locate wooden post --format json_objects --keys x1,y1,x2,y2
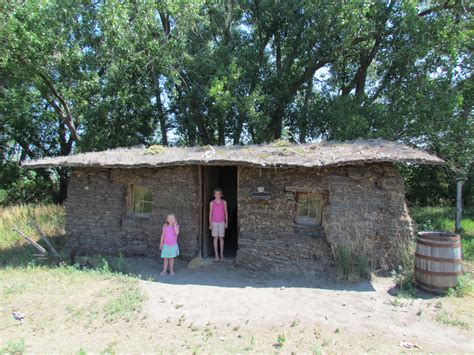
[
  {"x1": 12, "y1": 225, "x2": 48, "y2": 255},
  {"x1": 30, "y1": 219, "x2": 60, "y2": 259},
  {"x1": 197, "y1": 165, "x2": 203, "y2": 258},
  {"x1": 455, "y1": 179, "x2": 463, "y2": 234}
]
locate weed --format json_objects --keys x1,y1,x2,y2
[
  {"x1": 435, "y1": 311, "x2": 470, "y2": 329},
  {"x1": 446, "y1": 274, "x2": 474, "y2": 297},
  {"x1": 274, "y1": 334, "x2": 286, "y2": 348},
  {"x1": 203, "y1": 327, "x2": 214, "y2": 341},
  {"x1": 291, "y1": 319, "x2": 300, "y2": 327},
  {"x1": 334, "y1": 327, "x2": 340, "y2": 334},
  {"x1": 416, "y1": 309, "x2": 423, "y2": 316},
  {"x1": 144, "y1": 145, "x2": 166, "y2": 155},
  {"x1": 312, "y1": 346, "x2": 323, "y2": 355},
  {"x1": 177, "y1": 314, "x2": 186, "y2": 326},
  {"x1": 100, "y1": 341, "x2": 118, "y2": 355},
  {"x1": 250, "y1": 336, "x2": 256, "y2": 348},
  {"x1": 104, "y1": 287, "x2": 145, "y2": 322},
  {"x1": 76, "y1": 349, "x2": 87, "y2": 355},
  {"x1": 232, "y1": 325, "x2": 240, "y2": 331},
  {"x1": 175, "y1": 304, "x2": 184, "y2": 309},
  {"x1": 334, "y1": 245, "x2": 370, "y2": 280},
  {"x1": 0, "y1": 338, "x2": 25, "y2": 355},
  {"x1": 387, "y1": 298, "x2": 404, "y2": 307},
  {"x1": 391, "y1": 237, "x2": 418, "y2": 298}
]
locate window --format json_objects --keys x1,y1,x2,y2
[
  {"x1": 129, "y1": 185, "x2": 153, "y2": 214},
  {"x1": 295, "y1": 192, "x2": 322, "y2": 226}
]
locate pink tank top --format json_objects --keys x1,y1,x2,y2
[
  {"x1": 211, "y1": 199, "x2": 226, "y2": 222},
  {"x1": 163, "y1": 225, "x2": 178, "y2": 245}
]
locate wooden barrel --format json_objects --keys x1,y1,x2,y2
[{"x1": 415, "y1": 231, "x2": 463, "y2": 293}]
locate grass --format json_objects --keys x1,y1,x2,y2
[
  {"x1": 274, "y1": 334, "x2": 286, "y2": 348},
  {"x1": 410, "y1": 206, "x2": 474, "y2": 262},
  {"x1": 0, "y1": 338, "x2": 25, "y2": 355},
  {"x1": 0, "y1": 265, "x2": 145, "y2": 334},
  {"x1": 104, "y1": 287, "x2": 146, "y2": 322},
  {"x1": 446, "y1": 274, "x2": 474, "y2": 297},
  {"x1": 334, "y1": 245, "x2": 370, "y2": 281},
  {"x1": 435, "y1": 311, "x2": 470, "y2": 330}
]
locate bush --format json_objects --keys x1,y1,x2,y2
[{"x1": 446, "y1": 274, "x2": 474, "y2": 297}]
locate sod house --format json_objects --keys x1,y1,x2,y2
[{"x1": 24, "y1": 139, "x2": 442, "y2": 271}]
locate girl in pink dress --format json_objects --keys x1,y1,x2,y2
[
  {"x1": 159, "y1": 214, "x2": 179, "y2": 276},
  {"x1": 209, "y1": 188, "x2": 228, "y2": 262}
]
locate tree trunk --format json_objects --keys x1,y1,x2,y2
[
  {"x1": 455, "y1": 179, "x2": 463, "y2": 234},
  {"x1": 191, "y1": 98, "x2": 211, "y2": 145},
  {"x1": 217, "y1": 114, "x2": 225, "y2": 145},
  {"x1": 54, "y1": 168, "x2": 69, "y2": 204},
  {"x1": 152, "y1": 70, "x2": 168, "y2": 146},
  {"x1": 233, "y1": 111, "x2": 245, "y2": 145}
]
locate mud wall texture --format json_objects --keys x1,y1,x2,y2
[
  {"x1": 236, "y1": 164, "x2": 413, "y2": 270},
  {"x1": 65, "y1": 167, "x2": 199, "y2": 258}
]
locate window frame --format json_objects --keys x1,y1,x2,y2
[
  {"x1": 294, "y1": 191, "x2": 323, "y2": 226},
  {"x1": 128, "y1": 184, "x2": 153, "y2": 215}
]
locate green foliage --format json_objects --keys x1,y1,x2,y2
[
  {"x1": 275, "y1": 334, "x2": 286, "y2": 348},
  {"x1": 104, "y1": 288, "x2": 146, "y2": 322},
  {"x1": 0, "y1": 338, "x2": 25, "y2": 355},
  {"x1": 410, "y1": 206, "x2": 474, "y2": 261},
  {"x1": 0, "y1": 1, "x2": 471, "y2": 204},
  {"x1": 435, "y1": 311, "x2": 470, "y2": 330},
  {"x1": 446, "y1": 274, "x2": 474, "y2": 298},
  {"x1": 334, "y1": 246, "x2": 371, "y2": 281}
]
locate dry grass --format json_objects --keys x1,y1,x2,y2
[
  {"x1": 23, "y1": 139, "x2": 443, "y2": 169},
  {"x1": 0, "y1": 204, "x2": 65, "y2": 247},
  {"x1": 0, "y1": 204, "x2": 65, "y2": 267}
]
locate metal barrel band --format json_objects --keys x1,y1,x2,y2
[
  {"x1": 417, "y1": 234, "x2": 460, "y2": 242},
  {"x1": 415, "y1": 253, "x2": 463, "y2": 264},
  {"x1": 416, "y1": 240, "x2": 461, "y2": 248},
  {"x1": 414, "y1": 266, "x2": 463, "y2": 277},
  {"x1": 415, "y1": 279, "x2": 451, "y2": 291}
]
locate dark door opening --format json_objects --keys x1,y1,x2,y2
[{"x1": 201, "y1": 166, "x2": 238, "y2": 258}]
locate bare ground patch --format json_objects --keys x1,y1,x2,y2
[{"x1": 0, "y1": 259, "x2": 473, "y2": 354}]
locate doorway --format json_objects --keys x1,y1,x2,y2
[{"x1": 201, "y1": 166, "x2": 238, "y2": 258}]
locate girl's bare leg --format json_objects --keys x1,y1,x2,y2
[
  {"x1": 219, "y1": 237, "x2": 225, "y2": 261},
  {"x1": 213, "y1": 237, "x2": 219, "y2": 261},
  {"x1": 161, "y1": 258, "x2": 168, "y2": 275},
  {"x1": 169, "y1": 258, "x2": 175, "y2": 275}
]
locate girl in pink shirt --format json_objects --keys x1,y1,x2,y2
[
  {"x1": 160, "y1": 214, "x2": 179, "y2": 276},
  {"x1": 209, "y1": 188, "x2": 228, "y2": 262}
]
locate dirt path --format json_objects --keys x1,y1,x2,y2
[
  {"x1": 131, "y1": 258, "x2": 473, "y2": 353},
  {"x1": 1, "y1": 258, "x2": 472, "y2": 353}
]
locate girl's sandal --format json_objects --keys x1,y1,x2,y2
[
  {"x1": 160, "y1": 271, "x2": 167, "y2": 276},
  {"x1": 170, "y1": 271, "x2": 175, "y2": 276}
]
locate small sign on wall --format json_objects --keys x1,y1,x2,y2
[{"x1": 251, "y1": 186, "x2": 272, "y2": 200}]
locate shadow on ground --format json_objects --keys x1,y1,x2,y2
[
  {"x1": 123, "y1": 257, "x2": 377, "y2": 292},
  {"x1": 0, "y1": 241, "x2": 376, "y2": 292}
]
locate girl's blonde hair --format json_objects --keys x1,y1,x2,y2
[
  {"x1": 213, "y1": 188, "x2": 223, "y2": 196},
  {"x1": 165, "y1": 214, "x2": 176, "y2": 225}
]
